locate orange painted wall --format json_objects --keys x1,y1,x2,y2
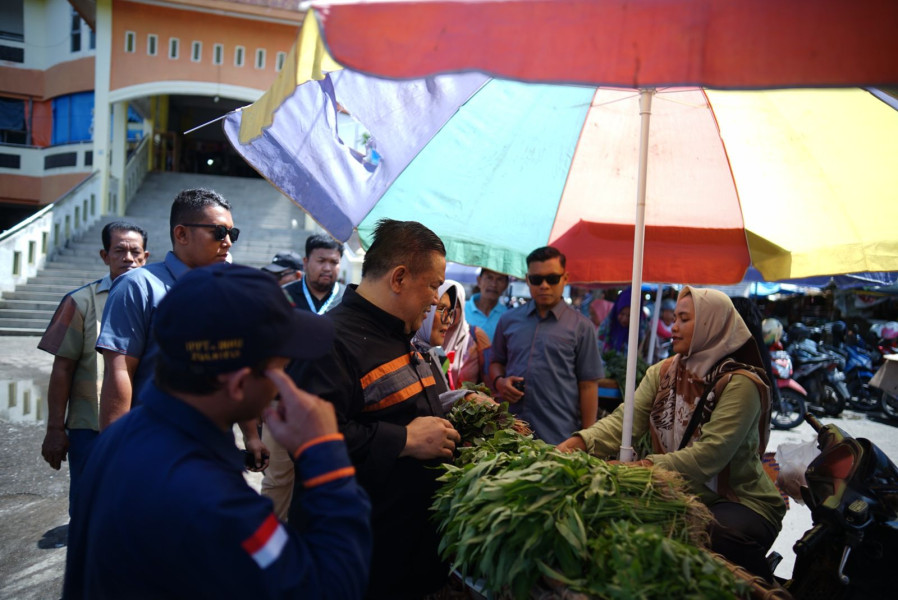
[
  {"x1": 111, "y1": 1, "x2": 299, "y2": 94},
  {"x1": 0, "y1": 173, "x2": 90, "y2": 206},
  {"x1": 0, "y1": 57, "x2": 94, "y2": 100}
]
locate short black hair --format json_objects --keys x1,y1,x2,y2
[
  {"x1": 169, "y1": 189, "x2": 231, "y2": 245},
  {"x1": 305, "y1": 234, "x2": 344, "y2": 258},
  {"x1": 526, "y1": 246, "x2": 566, "y2": 269},
  {"x1": 362, "y1": 219, "x2": 445, "y2": 279},
  {"x1": 102, "y1": 221, "x2": 148, "y2": 252}
]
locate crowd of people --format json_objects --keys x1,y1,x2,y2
[{"x1": 40, "y1": 187, "x2": 785, "y2": 598}]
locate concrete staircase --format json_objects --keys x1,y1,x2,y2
[{"x1": 0, "y1": 172, "x2": 320, "y2": 335}]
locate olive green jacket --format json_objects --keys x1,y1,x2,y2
[{"x1": 575, "y1": 362, "x2": 786, "y2": 529}]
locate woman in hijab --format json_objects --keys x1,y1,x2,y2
[
  {"x1": 558, "y1": 287, "x2": 785, "y2": 581},
  {"x1": 441, "y1": 281, "x2": 491, "y2": 389},
  {"x1": 597, "y1": 287, "x2": 646, "y2": 354},
  {"x1": 412, "y1": 281, "x2": 492, "y2": 409}
]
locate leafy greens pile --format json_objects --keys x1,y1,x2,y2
[{"x1": 432, "y1": 432, "x2": 748, "y2": 599}]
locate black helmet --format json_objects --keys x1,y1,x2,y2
[
  {"x1": 830, "y1": 321, "x2": 847, "y2": 345},
  {"x1": 788, "y1": 322, "x2": 810, "y2": 343}
]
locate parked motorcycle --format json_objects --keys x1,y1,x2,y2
[
  {"x1": 769, "y1": 349, "x2": 807, "y2": 430},
  {"x1": 865, "y1": 322, "x2": 898, "y2": 419},
  {"x1": 774, "y1": 413, "x2": 898, "y2": 598},
  {"x1": 786, "y1": 323, "x2": 847, "y2": 417}
]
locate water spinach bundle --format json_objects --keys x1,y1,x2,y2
[{"x1": 432, "y1": 433, "x2": 748, "y2": 599}]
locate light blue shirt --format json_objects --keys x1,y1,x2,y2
[
  {"x1": 96, "y1": 252, "x2": 191, "y2": 400},
  {"x1": 464, "y1": 293, "x2": 508, "y2": 341},
  {"x1": 491, "y1": 300, "x2": 603, "y2": 444}
]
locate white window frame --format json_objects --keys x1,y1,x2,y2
[
  {"x1": 255, "y1": 48, "x2": 266, "y2": 69},
  {"x1": 168, "y1": 37, "x2": 179, "y2": 60},
  {"x1": 275, "y1": 51, "x2": 286, "y2": 72},
  {"x1": 147, "y1": 34, "x2": 158, "y2": 56},
  {"x1": 124, "y1": 31, "x2": 136, "y2": 53},
  {"x1": 191, "y1": 41, "x2": 202, "y2": 63},
  {"x1": 213, "y1": 43, "x2": 223, "y2": 66},
  {"x1": 234, "y1": 45, "x2": 245, "y2": 67}
]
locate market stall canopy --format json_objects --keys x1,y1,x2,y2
[{"x1": 311, "y1": 0, "x2": 898, "y2": 89}]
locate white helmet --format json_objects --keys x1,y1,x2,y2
[{"x1": 762, "y1": 318, "x2": 783, "y2": 347}]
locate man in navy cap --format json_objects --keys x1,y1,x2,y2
[
  {"x1": 262, "y1": 250, "x2": 303, "y2": 287},
  {"x1": 63, "y1": 264, "x2": 372, "y2": 599}
]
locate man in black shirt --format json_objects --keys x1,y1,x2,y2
[{"x1": 290, "y1": 219, "x2": 460, "y2": 599}]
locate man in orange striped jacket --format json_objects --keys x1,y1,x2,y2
[{"x1": 291, "y1": 219, "x2": 461, "y2": 599}]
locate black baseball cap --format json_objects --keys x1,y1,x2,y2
[
  {"x1": 262, "y1": 251, "x2": 303, "y2": 275},
  {"x1": 154, "y1": 263, "x2": 333, "y2": 374}
]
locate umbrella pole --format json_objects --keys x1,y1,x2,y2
[{"x1": 620, "y1": 88, "x2": 654, "y2": 463}]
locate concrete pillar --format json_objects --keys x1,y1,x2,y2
[
  {"x1": 93, "y1": 0, "x2": 113, "y2": 214},
  {"x1": 111, "y1": 101, "x2": 128, "y2": 214}
]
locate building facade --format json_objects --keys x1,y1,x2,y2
[{"x1": 0, "y1": 0, "x2": 303, "y2": 229}]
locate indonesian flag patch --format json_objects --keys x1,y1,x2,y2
[{"x1": 242, "y1": 514, "x2": 287, "y2": 568}]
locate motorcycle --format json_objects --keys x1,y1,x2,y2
[
  {"x1": 875, "y1": 339, "x2": 898, "y2": 419},
  {"x1": 839, "y1": 342, "x2": 880, "y2": 411},
  {"x1": 787, "y1": 335, "x2": 847, "y2": 417},
  {"x1": 769, "y1": 349, "x2": 808, "y2": 430},
  {"x1": 774, "y1": 413, "x2": 898, "y2": 599}
]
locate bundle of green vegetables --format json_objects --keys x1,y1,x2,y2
[
  {"x1": 448, "y1": 389, "x2": 532, "y2": 447},
  {"x1": 432, "y1": 433, "x2": 748, "y2": 599}
]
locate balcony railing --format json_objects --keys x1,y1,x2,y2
[{"x1": 0, "y1": 136, "x2": 149, "y2": 294}]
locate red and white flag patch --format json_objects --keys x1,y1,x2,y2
[{"x1": 242, "y1": 514, "x2": 287, "y2": 569}]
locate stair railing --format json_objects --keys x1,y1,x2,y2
[
  {"x1": 0, "y1": 136, "x2": 152, "y2": 296},
  {"x1": 0, "y1": 172, "x2": 102, "y2": 295}
]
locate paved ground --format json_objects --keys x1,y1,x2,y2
[
  {"x1": 0, "y1": 337, "x2": 260, "y2": 600},
  {"x1": 1, "y1": 333, "x2": 896, "y2": 597},
  {"x1": 0, "y1": 337, "x2": 65, "y2": 600}
]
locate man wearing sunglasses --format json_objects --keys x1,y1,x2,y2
[
  {"x1": 489, "y1": 246, "x2": 603, "y2": 445},
  {"x1": 97, "y1": 188, "x2": 241, "y2": 432}
]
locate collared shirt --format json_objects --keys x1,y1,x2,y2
[
  {"x1": 491, "y1": 300, "x2": 603, "y2": 444},
  {"x1": 96, "y1": 252, "x2": 191, "y2": 400},
  {"x1": 63, "y1": 383, "x2": 371, "y2": 599},
  {"x1": 465, "y1": 293, "x2": 508, "y2": 341},
  {"x1": 38, "y1": 276, "x2": 112, "y2": 431}
]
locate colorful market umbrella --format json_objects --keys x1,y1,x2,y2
[
  {"x1": 225, "y1": 51, "x2": 898, "y2": 284},
  {"x1": 224, "y1": 2, "x2": 898, "y2": 459}
]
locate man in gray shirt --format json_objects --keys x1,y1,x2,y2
[{"x1": 489, "y1": 246, "x2": 603, "y2": 444}]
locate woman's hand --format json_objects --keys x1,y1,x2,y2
[{"x1": 556, "y1": 436, "x2": 587, "y2": 453}]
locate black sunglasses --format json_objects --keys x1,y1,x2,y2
[
  {"x1": 182, "y1": 223, "x2": 240, "y2": 242},
  {"x1": 527, "y1": 273, "x2": 564, "y2": 286}
]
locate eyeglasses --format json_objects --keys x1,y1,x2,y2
[
  {"x1": 435, "y1": 306, "x2": 456, "y2": 325},
  {"x1": 181, "y1": 223, "x2": 240, "y2": 242},
  {"x1": 527, "y1": 273, "x2": 563, "y2": 286}
]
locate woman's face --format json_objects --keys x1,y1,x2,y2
[
  {"x1": 616, "y1": 306, "x2": 631, "y2": 328},
  {"x1": 430, "y1": 291, "x2": 453, "y2": 347},
  {"x1": 671, "y1": 295, "x2": 695, "y2": 356}
]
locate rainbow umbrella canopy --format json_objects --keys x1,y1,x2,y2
[
  {"x1": 225, "y1": 5, "x2": 898, "y2": 284},
  {"x1": 224, "y1": 0, "x2": 898, "y2": 459}
]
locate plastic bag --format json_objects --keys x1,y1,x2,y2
[{"x1": 775, "y1": 440, "x2": 821, "y2": 504}]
